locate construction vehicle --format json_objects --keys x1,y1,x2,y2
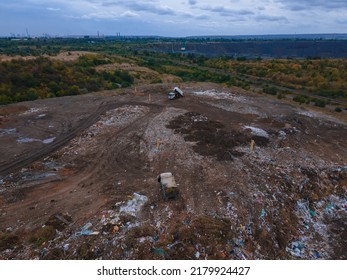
[
  {"x1": 157, "y1": 172, "x2": 179, "y2": 200},
  {"x1": 168, "y1": 87, "x2": 184, "y2": 100}
]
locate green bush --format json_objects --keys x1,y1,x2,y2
[
  {"x1": 314, "y1": 99, "x2": 326, "y2": 107},
  {"x1": 293, "y1": 95, "x2": 307, "y2": 104},
  {"x1": 263, "y1": 86, "x2": 277, "y2": 95}
]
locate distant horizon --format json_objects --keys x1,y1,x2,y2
[
  {"x1": 2, "y1": 32, "x2": 347, "y2": 40},
  {"x1": 1, "y1": 1, "x2": 347, "y2": 38}
]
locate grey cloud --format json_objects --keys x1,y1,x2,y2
[
  {"x1": 47, "y1": 7, "x2": 61, "y2": 12},
  {"x1": 276, "y1": 0, "x2": 347, "y2": 11},
  {"x1": 256, "y1": 15, "x2": 287, "y2": 22},
  {"x1": 336, "y1": 18, "x2": 347, "y2": 24},
  {"x1": 188, "y1": 0, "x2": 197, "y2": 5},
  {"x1": 102, "y1": 1, "x2": 176, "y2": 16},
  {"x1": 200, "y1": 5, "x2": 254, "y2": 17},
  {"x1": 195, "y1": 14, "x2": 210, "y2": 20}
]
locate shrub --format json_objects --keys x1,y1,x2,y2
[
  {"x1": 293, "y1": 95, "x2": 307, "y2": 104},
  {"x1": 263, "y1": 86, "x2": 277, "y2": 95},
  {"x1": 314, "y1": 99, "x2": 326, "y2": 107}
]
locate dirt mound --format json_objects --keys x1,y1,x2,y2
[{"x1": 167, "y1": 112, "x2": 268, "y2": 160}]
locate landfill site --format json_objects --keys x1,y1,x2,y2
[{"x1": 0, "y1": 82, "x2": 346, "y2": 260}]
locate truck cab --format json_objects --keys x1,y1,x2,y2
[{"x1": 168, "y1": 86, "x2": 184, "y2": 100}]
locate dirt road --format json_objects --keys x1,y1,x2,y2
[{"x1": 0, "y1": 83, "x2": 346, "y2": 259}]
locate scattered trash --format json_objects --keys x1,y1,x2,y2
[
  {"x1": 112, "y1": 225, "x2": 119, "y2": 233},
  {"x1": 246, "y1": 225, "x2": 252, "y2": 236},
  {"x1": 309, "y1": 209, "x2": 316, "y2": 217},
  {"x1": 243, "y1": 126, "x2": 269, "y2": 138},
  {"x1": 297, "y1": 200, "x2": 312, "y2": 220},
  {"x1": 335, "y1": 166, "x2": 347, "y2": 172},
  {"x1": 77, "y1": 222, "x2": 100, "y2": 236},
  {"x1": 42, "y1": 137, "x2": 56, "y2": 144},
  {"x1": 313, "y1": 250, "x2": 321, "y2": 259},
  {"x1": 17, "y1": 137, "x2": 40, "y2": 143},
  {"x1": 303, "y1": 221, "x2": 310, "y2": 229},
  {"x1": 16, "y1": 136, "x2": 56, "y2": 144},
  {"x1": 260, "y1": 209, "x2": 266, "y2": 218},
  {"x1": 119, "y1": 193, "x2": 148, "y2": 216},
  {"x1": 0, "y1": 128, "x2": 17, "y2": 136},
  {"x1": 287, "y1": 240, "x2": 305, "y2": 258},
  {"x1": 278, "y1": 130, "x2": 286, "y2": 138},
  {"x1": 81, "y1": 230, "x2": 100, "y2": 236},
  {"x1": 153, "y1": 248, "x2": 165, "y2": 257},
  {"x1": 63, "y1": 244, "x2": 69, "y2": 251},
  {"x1": 152, "y1": 235, "x2": 159, "y2": 242},
  {"x1": 40, "y1": 248, "x2": 48, "y2": 259},
  {"x1": 326, "y1": 204, "x2": 334, "y2": 210},
  {"x1": 299, "y1": 178, "x2": 309, "y2": 193}
]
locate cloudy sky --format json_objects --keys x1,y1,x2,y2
[{"x1": 0, "y1": 0, "x2": 346, "y2": 37}]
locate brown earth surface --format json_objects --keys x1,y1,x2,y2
[{"x1": 0, "y1": 82, "x2": 346, "y2": 260}]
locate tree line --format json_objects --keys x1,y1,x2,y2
[{"x1": 0, "y1": 55, "x2": 133, "y2": 105}]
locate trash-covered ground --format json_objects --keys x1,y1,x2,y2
[{"x1": 0, "y1": 83, "x2": 346, "y2": 259}]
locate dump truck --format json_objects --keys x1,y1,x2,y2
[
  {"x1": 168, "y1": 86, "x2": 184, "y2": 100},
  {"x1": 157, "y1": 172, "x2": 179, "y2": 200}
]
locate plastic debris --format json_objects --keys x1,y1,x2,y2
[
  {"x1": 287, "y1": 240, "x2": 305, "y2": 258},
  {"x1": 42, "y1": 137, "x2": 56, "y2": 144},
  {"x1": 112, "y1": 225, "x2": 119, "y2": 233},
  {"x1": 313, "y1": 251, "x2": 321, "y2": 259},
  {"x1": 81, "y1": 230, "x2": 100, "y2": 236},
  {"x1": 297, "y1": 200, "x2": 312, "y2": 220},
  {"x1": 119, "y1": 193, "x2": 148, "y2": 217},
  {"x1": 81, "y1": 222, "x2": 92, "y2": 232},
  {"x1": 152, "y1": 235, "x2": 159, "y2": 242},
  {"x1": 63, "y1": 244, "x2": 69, "y2": 251},
  {"x1": 77, "y1": 222, "x2": 100, "y2": 236},
  {"x1": 299, "y1": 178, "x2": 309, "y2": 193},
  {"x1": 243, "y1": 126, "x2": 269, "y2": 138},
  {"x1": 335, "y1": 166, "x2": 347, "y2": 172},
  {"x1": 260, "y1": 209, "x2": 266, "y2": 218},
  {"x1": 303, "y1": 221, "x2": 310, "y2": 229},
  {"x1": 154, "y1": 248, "x2": 165, "y2": 257},
  {"x1": 246, "y1": 225, "x2": 252, "y2": 236}
]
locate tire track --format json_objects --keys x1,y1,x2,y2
[{"x1": 0, "y1": 101, "x2": 163, "y2": 176}]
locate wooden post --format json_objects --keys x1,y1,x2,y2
[
  {"x1": 250, "y1": 139, "x2": 255, "y2": 152},
  {"x1": 156, "y1": 138, "x2": 161, "y2": 150},
  {"x1": 148, "y1": 94, "x2": 151, "y2": 102}
]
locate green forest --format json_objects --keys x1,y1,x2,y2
[
  {"x1": 202, "y1": 57, "x2": 347, "y2": 98},
  {"x1": 0, "y1": 54, "x2": 133, "y2": 105}
]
